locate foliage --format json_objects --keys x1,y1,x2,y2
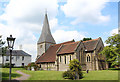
[
  {"x1": 26, "y1": 62, "x2": 39, "y2": 71},
  {"x1": 63, "y1": 59, "x2": 83, "y2": 80},
  {"x1": 69, "y1": 59, "x2": 83, "y2": 79},
  {"x1": 62, "y1": 70, "x2": 75, "y2": 80},
  {"x1": 100, "y1": 34, "x2": 120, "y2": 66},
  {"x1": 2, "y1": 63, "x2": 14, "y2": 68},
  {"x1": 0, "y1": 35, "x2": 5, "y2": 47},
  {"x1": 82, "y1": 38, "x2": 92, "y2": 41}
]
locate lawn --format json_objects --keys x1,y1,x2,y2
[
  {"x1": 2, "y1": 68, "x2": 22, "y2": 80},
  {"x1": 81, "y1": 70, "x2": 119, "y2": 80},
  {"x1": 1, "y1": 68, "x2": 119, "y2": 80}
]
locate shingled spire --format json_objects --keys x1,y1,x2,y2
[
  {"x1": 38, "y1": 13, "x2": 56, "y2": 44},
  {"x1": 37, "y1": 13, "x2": 56, "y2": 58}
]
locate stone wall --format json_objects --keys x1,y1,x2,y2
[
  {"x1": 58, "y1": 53, "x2": 76, "y2": 71},
  {"x1": 41, "y1": 62, "x2": 56, "y2": 70},
  {"x1": 37, "y1": 43, "x2": 46, "y2": 57}
]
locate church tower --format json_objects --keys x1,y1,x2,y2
[{"x1": 37, "y1": 13, "x2": 56, "y2": 58}]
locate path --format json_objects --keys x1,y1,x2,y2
[{"x1": 13, "y1": 70, "x2": 30, "y2": 80}]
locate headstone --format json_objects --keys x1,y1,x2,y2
[{"x1": 31, "y1": 67, "x2": 34, "y2": 71}]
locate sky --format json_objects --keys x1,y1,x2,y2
[{"x1": 0, "y1": 0, "x2": 119, "y2": 62}]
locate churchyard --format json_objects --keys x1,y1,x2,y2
[{"x1": 2, "y1": 68, "x2": 119, "y2": 80}]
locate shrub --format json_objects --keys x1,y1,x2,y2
[
  {"x1": 63, "y1": 70, "x2": 75, "y2": 80},
  {"x1": 69, "y1": 59, "x2": 83, "y2": 79},
  {"x1": 62, "y1": 59, "x2": 83, "y2": 80},
  {"x1": 27, "y1": 62, "x2": 39, "y2": 71}
]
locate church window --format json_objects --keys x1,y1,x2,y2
[
  {"x1": 64, "y1": 56, "x2": 66, "y2": 64},
  {"x1": 87, "y1": 55, "x2": 90, "y2": 62},
  {"x1": 40, "y1": 45, "x2": 42, "y2": 48},
  {"x1": 60, "y1": 56, "x2": 61, "y2": 62}
]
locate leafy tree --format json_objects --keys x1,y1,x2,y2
[
  {"x1": 63, "y1": 59, "x2": 83, "y2": 80},
  {"x1": 83, "y1": 38, "x2": 92, "y2": 41},
  {"x1": 0, "y1": 35, "x2": 5, "y2": 65},
  {"x1": 100, "y1": 34, "x2": 120, "y2": 67},
  {"x1": 0, "y1": 35, "x2": 5, "y2": 47},
  {"x1": 69, "y1": 59, "x2": 83, "y2": 79}
]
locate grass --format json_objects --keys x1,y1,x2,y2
[
  {"x1": 1, "y1": 68, "x2": 119, "y2": 80},
  {"x1": 81, "y1": 70, "x2": 119, "y2": 80},
  {"x1": 2, "y1": 68, "x2": 22, "y2": 80},
  {"x1": 21, "y1": 70, "x2": 64, "y2": 80}
]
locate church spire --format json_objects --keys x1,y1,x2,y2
[{"x1": 38, "y1": 13, "x2": 56, "y2": 44}]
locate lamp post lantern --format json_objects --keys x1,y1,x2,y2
[{"x1": 6, "y1": 35, "x2": 15, "y2": 80}]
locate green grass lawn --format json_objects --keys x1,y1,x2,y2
[
  {"x1": 2, "y1": 68, "x2": 119, "y2": 80},
  {"x1": 81, "y1": 70, "x2": 119, "y2": 80},
  {"x1": 2, "y1": 68, "x2": 22, "y2": 80},
  {"x1": 21, "y1": 70, "x2": 64, "y2": 80}
]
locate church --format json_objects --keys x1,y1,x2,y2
[{"x1": 36, "y1": 13, "x2": 108, "y2": 71}]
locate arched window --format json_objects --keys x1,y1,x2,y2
[{"x1": 87, "y1": 55, "x2": 90, "y2": 62}]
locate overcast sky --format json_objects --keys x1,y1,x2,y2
[{"x1": 0, "y1": 0, "x2": 118, "y2": 62}]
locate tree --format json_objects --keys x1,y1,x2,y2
[
  {"x1": 0, "y1": 35, "x2": 5, "y2": 47},
  {"x1": 2, "y1": 47, "x2": 7, "y2": 65},
  {"x1": 0, "y1": 35, "x2": 5, "y2": 65},
  {"x1": 83, "y1": 38, "x2": 92, "y2": 41},
  {"x1": 69, "y1": 59, "x2": 83, "y2": 79},
  {"x1": 100, "y1": 34, "x2": 120, "y2": 67}
]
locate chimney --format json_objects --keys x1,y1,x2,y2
[{"x1": 19, "y1": 45, "x2": 22, "y2": 50}]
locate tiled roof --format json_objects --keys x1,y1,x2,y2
[
  {"x1": 57, "y1": 42, "x2": 79, "y2": 55},
  {"x1": 36, "y1": 38, "x2": 101, "y2": 63},
  {"x1": 6, "y1": 50, "x2": 31, "y2": 56},
  {"x1": 36, "y1": 40, "x2": 75, "y2": 63},
  {"x1": 83, "y1": 38, "x2": 99, "y2": 51}
]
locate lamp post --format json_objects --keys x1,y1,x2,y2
[{"x1": 6, "y1": 35, "x2": 15, "y2": 80}]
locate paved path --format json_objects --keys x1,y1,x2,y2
[{"x1": 13, "y1": 70, "x2": 30, "y2": 80}]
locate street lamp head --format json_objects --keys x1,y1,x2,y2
[{"x1": 7, "y1": 35, "x2": 16, "y2": 50}]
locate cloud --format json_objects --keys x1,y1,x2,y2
[
  {"x1": 0, "y1": 0, "x2": 58, "y2": 62},
  {"x1": 53, "y1": 30, "x2": 86, "y2": 43},
  {"x1": 110, "y1": 28, "x2": 118, "y2": 35},
  {"x1": 61, "y1": 0, "x2": 110, "y2": 25}
]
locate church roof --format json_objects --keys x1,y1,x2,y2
[
  {"x1": 83, "y1": 38, "x2": 100, "y2": 51},
  {"x1": 37, "y1": 13, "x2": 56, "y2": 44},
  {"x1": 36, "y1": 40, "x2": 75, "y2": 63},
  {"x1": 57, "y1": 42, "x2": 79, "y2": 55},
  {"x1": 36, "y1": 38, "x2": 101, "y2": 63}
]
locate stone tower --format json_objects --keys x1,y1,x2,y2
[{"x1": 37, "y1": 13, "x2": 56, "y2": 58}]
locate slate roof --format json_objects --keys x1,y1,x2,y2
[
  {"x1": 83, "y1": 38, "x2": 99, "y2": 51},
  {"x1": 36, "y1": 40, "x2": 75, "y2": 63},
  {"x1": 37, "y1": 13, "x2": 56, "y2": 44},
  {"x1": 6, "y1": 50, "x2": 31, "y2": 56}
]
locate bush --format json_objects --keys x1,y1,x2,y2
[
  {"x1": 63, "y1": 70, "x2": 75, "y2": 80},
  {"x1": 69, "y1": 59, "x2": 83, "y2": 79},
  {"x1": 62, "y1": 59, "x2": 83, "y2": 80},
  {"x1": 27, "y1": 62, "x2": 39, "y2": 71}
]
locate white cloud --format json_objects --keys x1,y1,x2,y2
[
  {"x1": 61, "y1": 0, "x2": 110, "y2": 25},
  {"x1": 0, "y1": 0, "x2": 58, "y2": 62},
  {"x1": 110, "y1": 28, "x2": 118, "y2": 35},
  {"x1": 53, "y1": 30, "x2": 86, "y2": 43}
]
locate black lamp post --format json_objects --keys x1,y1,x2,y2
[{"x1": 6, "y1": 35, "x2": 15, "y2": 80}]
